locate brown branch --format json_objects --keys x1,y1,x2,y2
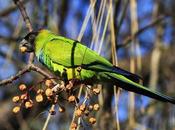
[
  {"x1": 0, "y1": 35, "x2": 19, "y2": 42},
  {"x1": 0, "y1": 65, "x2": 30, "y2": 86},
  {"x1": 0, "y1": 64, "x2": 57, "y2": 86},
  {"x1": 0, "y1": 0, "x2": 29, "y2": 17},
  {"x1": 13, "y1": 0, "x2": 34, "y2": 63},
  {"x1": 13, "y1": 0, "x2": 33, "y2": 32},
  {"x1": 117, "y1": 15, "x2": 167, "y2": 49}
]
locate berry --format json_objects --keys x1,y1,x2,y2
[
  {"x1": 45, "y1": 88, "x2": 53, "y2": 97},
  {"x1": 68, "y1": 95, "x2": 76, "y2": 103},
  {"x1": 35, "y1": 94, "x2": 43, "y2": 103},
  {"x1": 12, "y1": 96, "x2": 20, "y2": 103},
  {"x1": 79, "y1": 104, "x2": 86, "y2": 112},
  {"x1": 93, "y1": 104, "x2": 100, "y2": 111},
  {"x1": 19, "y1": 84, "x2": 27, "y2": 91},
  {"x1": 12, "y1": 106, "x2": 20, "y2": 114},
  {"x1": 25, "y1": 100, "x2": 33, "y2": 109},
  {"x1": 45, "y1": 80, "x2": 53, "y2": 88},
  {"x1": 75, "y1": 109, "x2": 82, "y2": 117},
  {"x1": 58, "y1": 106, "x2": 65, "y2": 113},
  {"x1": 89, "y1": 117, "x2": 96, "y2": 124}
]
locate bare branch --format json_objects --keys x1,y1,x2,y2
[
  {"x1": 0, "y1": 0, "x2": 29, "y2": 17},
  {"x1": 0, "y1": 65, "x2": 30, "y2": 86},
  {"x1": 117, "y1": 15, "x2": 167, "y2": 49},
  {"x1": 0, "y1": 64, "x2": 57, "y2": 86},
  {"x1": 13, "y1": 0, "x2": 35, "y2": 63}
]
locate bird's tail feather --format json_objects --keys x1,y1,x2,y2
[{"x1": 103, "y1": 72, "x2": 175, "y2": 104}]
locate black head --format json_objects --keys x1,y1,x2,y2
[{"x1": 19, "y1": 31, "x2": 38, "y2": 52}]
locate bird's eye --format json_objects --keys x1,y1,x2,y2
[{"x1": 29, "y1": 34, "x2": 35, "y2": 41}]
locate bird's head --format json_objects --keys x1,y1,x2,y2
[{"x1": 19, "y1": 31, "x2": 38, "y2": 53}]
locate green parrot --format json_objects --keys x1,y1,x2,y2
[{"x1": 20, "y1": 29, "x2": 175, "y2": 104}]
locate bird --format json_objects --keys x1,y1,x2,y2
[{"x1": 19, "y1": 29, "x2": 175, "y2": 104}]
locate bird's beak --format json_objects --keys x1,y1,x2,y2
[{"x1": 19, "y1": 39, "x2": 34, "y2": 53}]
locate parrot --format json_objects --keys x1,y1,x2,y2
[{"x1": 19, "y1": 29, "x2": 175, "y2": 104}]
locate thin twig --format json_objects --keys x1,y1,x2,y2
[
  {"x1": 77, "y1": 0, "x2": 96, "y2": 41},
  {"x1": 42, "y1": 105, "x2": 55, "y2": 130},
  {"x1": 116, "y1": 0, "x2": 129, "y2": 35},
  {"x1": 109, "y1": 0, "x2": 121, "y2": 129},
  {"x1": 98, "y1": 2, "x2": 111, "y2": 54},
  {"x1": 0, "y1": 65, "x2": 30, "y2": 86},
  {"x1": 117, "y1": 15, "x2": 167, "y2": 49},
  {"x1": 13, "y1": 0, "x2": 34, "y2": 63},
  {"x1": 0, "y1": 0, "x2": 29, "y2": 17}
]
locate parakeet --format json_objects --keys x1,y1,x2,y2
[{"x1": 20, "y1": 29, "x2": 175, "y2": 104}]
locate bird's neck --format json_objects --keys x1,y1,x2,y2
[{"x1": 34, "y1": 30, "x2": 54, "y2": 58}]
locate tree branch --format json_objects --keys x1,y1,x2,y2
[
  {"x1": 0, "y1": 0, "x2": 29, "y2": 17},
  {"x1": 117, "y1": 15, "x2": 167, "y2": 49}
]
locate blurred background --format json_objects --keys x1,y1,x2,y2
[{"x1": 1, "y1": 0, "x2": 175, "y2": 130}]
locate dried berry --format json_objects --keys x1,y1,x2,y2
[
  {"x1": 25, "y1": 100, "x2": 33, "y2": 109},
  {"x1": 66, "y1": 81, "x2": 73, "y2": 90},
  {"x1": 88, "y1": 105, "x2": 93, "y2": 111},
  {"x1": 84, "y1": 110, "x2": 89, "y2": 116},
  {"x1": 45, "y1": 88, "x2": 53, "y2": 97},
  {"x1": 79, "y1": 104, "x2": 86, "y2": 112},
  {"x1": 37, "y1": 89, "x2": 44, "y2": 94},
  {"x1": 20, "y1": 94, "x2": 28, "y2": 100},
  {"x1": 89, "y1": 117, "x2": 96, "y2": 124},
  {"x1": 68, "y1": 95, "x2": 76, "y2": 103},
  {"x1": 12, "y1": 106, "x2": 20, "y2": 114},
  {"x1": 92, "y1": 88, "x2": 100, "y2": 95},
  {"x1": 12, "y1": 96, "x2": 20, "y2": 103},
  {"x1": 49, "y1": 107, "x2": 56, "y2": 115},
  {"x1": 58, "y1": 106, "x2": 65, "y2": 113},
  {"x1": 45, "y1": 80, "x2": 53, "y2": 88},
  {"x1": 75, "y1": 109, "x2": 83, "y2": 117},
  {"x1": 19, "y1": 84, "x2": 27, "y2": 91},
  {"x1": 93, "y1": 104, "x2": 100, "y2": 111},
  {"x1": 71, "y1": 122, "x2": 77, "y2": 129},
  {"x1": 35, "y1": 94, "x2": 43, "y2": 103}
]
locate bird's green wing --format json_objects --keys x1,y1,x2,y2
[{"x1": 38, "y1": 35, "x2": 140, "y2": 81}]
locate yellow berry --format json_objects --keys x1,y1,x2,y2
[
  {"x1": 89, "y1": 117, "x2": 96, "y2": 124},
  {"x1": 71, "y1": 122, "x2": 77, "y2": 129},
  {"x1": 84, "y1": 110, "x2": 89, "y2": 116},
  {"x1": 88, "y1": 105, "x2": 93, "y2": 111},
  {"x1": 25, "y1": 100, "x2": 33, "y2": 109},
  {"x1": 66, "y1": 81, "x2": 73, "y2": 90},
  {"x1": 92, "y1": 88, "x2": 100, "y2": 95},
  {"x1": 49, "y1": 108, "x2": 56, "y2": 115},
  {"x1": 12, "y1": 96, "x2": 20, "y2": 103},
  {"x1": 45, "y1": 80, "x2": 53, "y2": 88},
  {"x1": 45, "y1": 88, "x2": 53, "y2": 97},
  {"x1": 12, "y1": 106, "x2": 20, "y2": 114},
  {"x1": 58, "y1": 106, "x2": 65, "y2": 113},
  {"x1": 79, "y1": 104, "x2": 86, "y2": 112},
  {"x1": 19, "y1": 84, "x2": 27, "y2": 91},
  {"x1": 75, "y1": 109, "x2": 82, "y2": 117},
  {"x1": 19, "y1": 46, "x2": 27, "y2": 53},
  {"x1": 93, "y1": 104, "x2": 100, "y2": 111},
  {"x1": 35, "y1": 94, "x2": 43, "y2": 103},
  {"x1": 68, "y1": 95, "x2": 76, "y2": 103},
  {"x1": 20, "y1": 94, "x2": 28, "y2": 100},
  {"x1": 37, "y1": 89, "x2": 44, "y2": 94}
]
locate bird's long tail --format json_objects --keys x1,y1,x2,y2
[{"x1": 101, "y1": 72, "x2": 175, "y2": 104}]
